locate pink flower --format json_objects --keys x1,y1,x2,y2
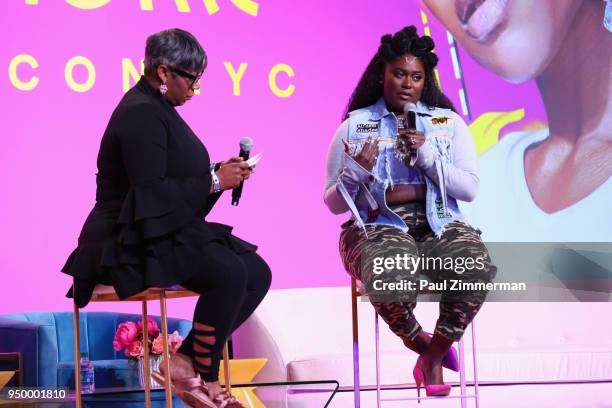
[
  {"x1": 168, "y1": 331, "x2": 184, "y2": 354},
  {"x1": 125, "y1": 339, "x2": 145, "y2": 358},
  {"x1": 150, "y1": 331, "x2": 184, "y2": 355},
  {"x1": 151, "y1": 335, "x2": 164, "y2": 355},
  {"x1": 137, "y1": 318, "x2": 160, "y2": 339},
  {"x1": 113, "y1": 321, "x2": 138, "y2": 351}
]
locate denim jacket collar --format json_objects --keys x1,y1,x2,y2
[
  {"x1": 369, "y1": 97, "x2": 432, "y2": 121},
  {"x1": 369, "y1": 98, "x2": 392, "y2": 121}
]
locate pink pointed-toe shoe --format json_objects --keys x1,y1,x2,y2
[
  {"x1": 421, "y1": 331, "x2": 459, "y2": 372},
  {"x1": 412, "y1": 363, "x2": 451, "y2": 403},
  {"x1": 442, "y1": 346, "x2": 459, "y2": 372}
]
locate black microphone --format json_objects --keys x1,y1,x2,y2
[
  {"x1": 231, "y1": 137, "x2": 253, "y2": 206},
  {"x1": 403, "y1": 102, "x2": 417, "y2": 163}
]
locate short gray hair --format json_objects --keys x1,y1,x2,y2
[{"x1": 144, "y1": 28, "x2": 207, "y2": 75}]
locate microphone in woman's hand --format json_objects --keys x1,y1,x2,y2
[
  {"x1": 232, "y1": 137, "x2": 253, "y2": 206},
  {"x1": 403, "y1": 102, "x2": 417, "y2": 128},
  {"x1": 403, "y1": 103, "x2": 418, "y2": 164}
]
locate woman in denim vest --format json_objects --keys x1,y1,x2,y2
[{"x1": 324, "y1": 26, "x2": 497, "y2": 397}]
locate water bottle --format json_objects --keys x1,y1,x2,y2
[{"x1": 79, "y1": 352, "x2": 95, "y2": 394}]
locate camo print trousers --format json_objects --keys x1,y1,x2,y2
[{"x1": 339, "y1": 202, "x2": 497, "y2": 342}]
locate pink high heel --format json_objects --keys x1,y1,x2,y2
[
  {"x1": 442, "y1": 346, "x2": 459, "y2": 372},
  {"x1": 412, "y1": 365, "x2": 451, "y2": 403},
  {"x1": 421, "y1": 331, "x2": 459, "y2": 372}
]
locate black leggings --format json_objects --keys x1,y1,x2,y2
[{"x1": 177, "y1": 242, "x2": 271, "y2": 382}]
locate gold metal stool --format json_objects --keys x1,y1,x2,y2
[
  {"x1": 350, "y1": 277, "x2": 480, "y2": 408},
  {"x1": 72, "y1": 282, "x2": 232, "y2": 408}
]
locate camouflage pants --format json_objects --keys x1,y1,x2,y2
[{"x1": 339, "y1": 202, "x2": 497, "y2": 342}]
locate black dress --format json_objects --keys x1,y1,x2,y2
[{"x1": 62, "y1": 77, "x2": 256, "y2": 307}]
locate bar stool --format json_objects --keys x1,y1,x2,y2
[
  {"x1": 350, "y1": 277, "x2": 480, "y2": 408},
  {"x1": 72, "y1": 282, "x2": 232, "y2": 408}
]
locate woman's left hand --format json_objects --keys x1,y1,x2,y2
[
  {"x1": 398, "y1": 129, "x2": 426, "y2": 152},
  {"x1": 220, "y1": 156, "x2": 252, "y2": 180}
]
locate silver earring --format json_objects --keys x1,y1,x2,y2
[{"x1": 159, "y1": 82, "x2": 168, "y2": 95}]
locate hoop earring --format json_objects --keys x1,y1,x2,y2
[{"x1": 159, "y1": 81, "x2": 168, "y2": 95}]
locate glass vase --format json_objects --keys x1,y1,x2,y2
[{"x1": 137, "y1": 354, "x2": 163, "y2": 389}]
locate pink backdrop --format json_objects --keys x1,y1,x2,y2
[{"x1": 0, "y1": 0, "x2": 545, "y2": 317}]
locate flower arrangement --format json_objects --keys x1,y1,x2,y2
[{"x1": 113, "y1": 318, "x2": 184, "y2": 359}]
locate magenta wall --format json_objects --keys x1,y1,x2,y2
[{"x1": 0, "y1": 0, "x2": 546, "y2": 317}]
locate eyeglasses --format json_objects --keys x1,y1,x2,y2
[{"x1": 168, "y1": 66, "x2": 202, "y2": 90}]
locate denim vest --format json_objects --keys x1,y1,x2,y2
[{"x1": 343, "y1": 98, "x2": 464, "y2": 236}]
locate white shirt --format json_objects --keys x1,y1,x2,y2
[{"x1": 460, "y1": 129, "x2": 612, "y2": 242}]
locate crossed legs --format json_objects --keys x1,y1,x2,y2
[
  {"x1": 177, "y1": 243, "x2": 271, "y2": 399},
  {"x1": 340, "y1": 211, "x2": 496, "y2": 386}
]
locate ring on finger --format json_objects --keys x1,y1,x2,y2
[{"x1": 409, "y1": 137, "x2": 416, "y2": 144}]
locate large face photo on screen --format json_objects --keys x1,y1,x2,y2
[
  {"x1": 1, "y1": 0, "x2": 610, "y2": 313},
  {"x1": 424, "y1": 0, "x2": 612, "y2": 242}
]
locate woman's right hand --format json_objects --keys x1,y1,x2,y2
[
  {"x1": 342, "y1": 136, "x2": 380, "y2": 171},
  {"x1": 216, "y1": 157, "x2": 251, "y2": 190}
]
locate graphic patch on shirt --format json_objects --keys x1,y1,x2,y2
[
  {"x1": 431, "y1": 116, "x2": 452, "y2": 126},
  {"x1": 435, "y1": 198, "x2": 452, "y2": 218},
  {"x1": 356, "y1": 123, "x2": 380, "y2": 133}
]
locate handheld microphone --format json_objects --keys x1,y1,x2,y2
[
  {"x1": 231, "y1": 137, "x2": 253, "y2": 206},
  {"x1": 403, "y1": 103, "x2": 418, "y2": 163}
]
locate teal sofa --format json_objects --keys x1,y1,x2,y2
[{"x1": 0, "y1": 312, "x2": 191, "y2": 389}]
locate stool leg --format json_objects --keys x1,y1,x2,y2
[
  {"x1": 472, "y1": 320, "x2": 479, "y2": 408},
  {"x1": 459, "y1": 335, "x2": 467, "y2": 408},
  {"x1": 72, "y1": 297, "x2": 82, "y2": 408},
  {"x1": 142, "y1": 301, "x2": 151, "y2": 408},
  {"x1": 351, "y1": 279, "x2": 360, "y2": 408},
  {"x1": 159, "y1": 289, "x2": 173, "y2": 408},
  {"x1": 374, "y1": 311, "x2": 381, "y2": 408},
  {"x1": 223, "y1": 342, "x2": 232, "y2": 394}
]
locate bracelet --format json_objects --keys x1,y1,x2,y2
[{"x1": 211, "y1": 168, "x2": 222, "y2": 193}]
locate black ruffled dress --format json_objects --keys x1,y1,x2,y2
[{"x1": 62, "y1": 77, "x2": 256, "y2": 307}]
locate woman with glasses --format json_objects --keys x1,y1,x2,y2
[{"x1": 61, "y1": 28, "x2": 270, "y2": 408}]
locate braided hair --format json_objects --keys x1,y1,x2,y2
[{"x1": 343, "y1": 25, "x2": 455, "y2": 120}]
